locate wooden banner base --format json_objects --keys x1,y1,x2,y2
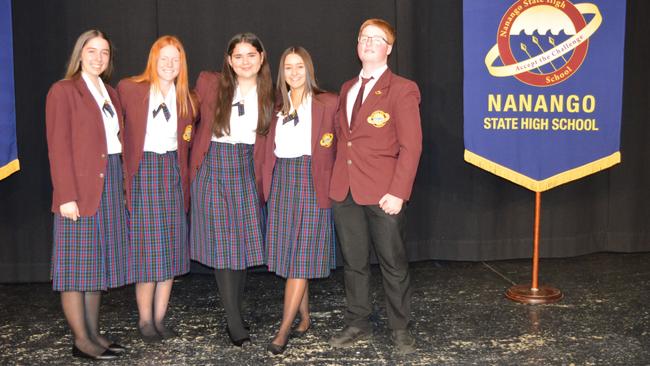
[{"x1": 505, "y1": 284, "x2": 563, "y2": 304}]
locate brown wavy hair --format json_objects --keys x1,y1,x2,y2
[{"x1": 212, "y1": 33, "x2": 273, "y2": 137}]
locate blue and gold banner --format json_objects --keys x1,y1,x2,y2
[
  {"x1": 463, "y1": 0, "x2": 625, "y2": 192},
  {"x1": 0, "y1": 0, "x2": 18, "y2": 180}
]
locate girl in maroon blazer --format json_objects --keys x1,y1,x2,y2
[
  {"x1": 263, "y1": 47, "x2": 337, "y2": 355},
  {"x1": 117, "y1": 36, "x2": 196, "y2": 342},
  {"x1": 189, "y1": 32, "x2": 273, "y2": 347},
  {"x1": 45, "y1": 29, "x2": 127, "y2": 360}
]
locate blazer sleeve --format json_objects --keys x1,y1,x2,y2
[
  {"x1": 45, "y1": 82, "x2": 79, "y2": 206},
  {"x1": 388, "y1": 81, "x2": 422, "y2": 200}
]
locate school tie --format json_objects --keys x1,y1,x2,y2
[
  {"x1": 282, "y1": 110, "x2": 299, "y2": 126},
  {"x1": 153, "y1": 102, "x2": 171, "y2": 121},
  {"x1": 350, "y1": 76, "x2": 372, "y2": 130},
  {"x1": 232, "y1": 101, "x2": 245, "y2": 116},
  {"x1": 102, "y1": 101, "x2": 114, "y2": 118}
]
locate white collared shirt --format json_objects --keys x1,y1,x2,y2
[
  {"x1": 346, "y1": 64, "x2": 388, "y2": 126},
  {"x1": 211, "y1": 85, "x2": 258, "y2": 145},
  {"x1": 143, "y1": 84, "x2": 178, "y2": 153},
  {"x1": 274, "y1": 92, "x2": 312, "y2": 158},
  {"x1": 81, "y1": 72, "x2": 122, "y2": 154}
]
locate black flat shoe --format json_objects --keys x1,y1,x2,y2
[
  {"x1": 266, "y1": 339, "x2": 288, "y2": 355},
  {"x1": 226, "y1": 326, "x2": 251, "y2": 347},
  {"x1": 138, "y1": 324, "x2": 162, "y2": 343},
  {"x1": 155, "y1": 324, "x2": 178, "y2": 339},
  {"x1": 107, "y1": 343, "x2": 125, "y2": 353},
  {"x1": 72, "y1": 345, "x2": 119, "y2": 360}
]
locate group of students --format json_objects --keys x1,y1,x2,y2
[{"x1": 45, "y1": 18, "x2": 422, "y2": 360}]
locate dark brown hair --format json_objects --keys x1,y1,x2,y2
[
  {"x1": 212, "y1": 32, "x2": 273, "y2": 137},
  {"x1": 276, "y1": 47, "x2": 323, "y2": 116}
]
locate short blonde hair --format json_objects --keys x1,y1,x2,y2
[{"x1": 358, "y1": 18, "x2": 396, "y2": 45}]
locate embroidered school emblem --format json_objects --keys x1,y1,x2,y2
[
  {"x1": 319, "y1": 133, "x2": 334, "y2": 148},
  {"x1": 367, "y1": 110, "x2": 390, "y2": 128},
  {"x1": 182, "y1": 125, "x2": 192, "y2": 142}
]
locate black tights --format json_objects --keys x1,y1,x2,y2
[{"x1": 214, "y1": 269, "x2": 248, "y2": 340}]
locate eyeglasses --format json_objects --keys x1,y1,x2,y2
[{"x1": 357, "y1": 35, "x2": 389, "y2": 46}]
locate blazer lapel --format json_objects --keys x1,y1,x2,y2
[
  {"x1": 339, "y1": 79, "x2": 355, "y2": 136},
  {"x1": 74, "y1": 76, "x2": 105, "y2": 133},
  {"x1": 353, "y1": 69, "x2": 392, "y2": 131},
  {"x1": 311, "y1": 95, "x2": 325, "y2": 153},
  {"x1": 136, "y1": 82, "x2": 150, "y2": 135}
]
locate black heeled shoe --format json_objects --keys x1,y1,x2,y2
[
  {"x1": 266, "y1": 338, "x2": 288, "y2": 355},
  {"x1": 72, "y1": 345, "x2": 119, "y2": 360},
  {"x1": 107, "y1": 343, "x2": 126, "y2": 353},
  {"x1": 291, "y1": 321, "x2": 311, "y2": 338},
  {"x1": 226, "y1": 326, "x2": 251, "y2": 347}
]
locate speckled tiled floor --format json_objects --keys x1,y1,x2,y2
[{"x1": 1, "y1": 252, "x2": 649, "y2": 365}]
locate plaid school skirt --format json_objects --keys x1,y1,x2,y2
[
  {"x1": 266, "y1": 156, "x2": 336, "y2": 279},
  {"x1": 190, "y1": 142, "x2": 265, "y2": 270},
  {"x1": 51, "y1": 154, "x2": 129, "y2": 291},
  {"x1": 128, "y1": 151, "x2": 189, "y2": 283}
]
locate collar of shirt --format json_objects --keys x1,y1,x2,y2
[
  {"x1": 277, "y1": 91, "x2": 311, "y2": 119},
  {"x1": 81, "y1": 71, "x2": 113, "y2": 107},
  {"x1": 150, "y1": 83, "x2": 176, "y2": 111},
  {"x1": 234, "y1": 84, "x2": 257, "y2": 105},
  {"x1": 358, "y1": 64, "x2": 388, "y2": 83}
]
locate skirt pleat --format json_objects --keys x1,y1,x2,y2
[
  {"x1": 51, "y1": 154, "x2": 129, "y2": 291},
  {"x1": 128, "y1": 151, "x2": 189, "y2": 283},
  {"x1": 190, "y1": 142, "x2": 265, "y2": 270},
  {"x1": 266, "y1": 156, "x2": 335, "y2": 279}
]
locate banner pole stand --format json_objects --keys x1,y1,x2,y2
[{"x1": 505, "y1": 191, "x2": 563, "y2": 304}]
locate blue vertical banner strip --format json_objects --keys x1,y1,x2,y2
[
  {"x1": 463, "y1": 0, "x2": 626, "y2": 192},
  {"x1": 0, "y1": 0, "x2": 19, "y2": 180}
]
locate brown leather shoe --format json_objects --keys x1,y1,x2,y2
[
  {"x1": 392, "y1": 329, "x2": 416, "y2": 355},
  {"x1": 328, "y1": 326, "x2": 371, "y2": 348}
]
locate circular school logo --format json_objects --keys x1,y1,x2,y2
[{"x1": 484, "y1": 0, "x2": 602, "y2": 87}]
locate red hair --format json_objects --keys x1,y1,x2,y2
[
  {"x1": 132, "y1": 35, "x2": 196, "y2": 119},
  {"x1": 359, "y1": 18, "x2": 396, "y2": 45}
]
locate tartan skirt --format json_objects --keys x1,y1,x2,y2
[
  {"x1": 190, "y1": 142, "x2": 265, "y2": 270},
  {"x1": 128, "y1": 151, "x2": 189, "y2": 283},
  {"x1": 51, "y1": 154, "x2": 129, "y2": 291},
  {"x1": 266, "y1": 156, "x2": 336, "y2": 279}
]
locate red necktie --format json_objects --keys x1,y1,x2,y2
[{"x1": 350, "y1": 76, "x2": 372, "y2": 130}]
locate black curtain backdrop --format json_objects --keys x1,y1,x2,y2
[{"x1": 1, "y1": 0, "x2": 648, "y2": 282}]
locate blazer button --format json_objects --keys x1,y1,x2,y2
[
  {"x1": 99, "y1": 173, "x2": 105, "y2": 178},
  {"x1": 347, "y1": 141, "x2": 352, "y2": 147},
  {"x1": 347, "y1": 159, "x2": 352, "y2": 165}
]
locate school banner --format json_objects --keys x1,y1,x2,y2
[
  {"x1": 463, "y1": 0, "x2": 625, "y2": 192},
  {"x1": 0, "y1": 0, "x2": 18, "y2": 180}
]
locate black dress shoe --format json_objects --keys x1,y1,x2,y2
[
  {"x1": 266, "y1": 339, "x2": 288, "y2": 355},
  {"x1": 72, "y1": 345, "x2": 119, "y2": 360},
  {"x1": 107, "y1": 343, "x2": 126, "y2": 353},
  {"x1": 226, "y1": 326, "x2": 251, "y2": 347}
]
